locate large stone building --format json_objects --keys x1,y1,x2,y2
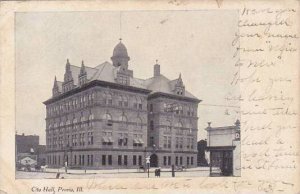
[{"x1": 43, "y1": 40, "x2": 201, "y2": 169}]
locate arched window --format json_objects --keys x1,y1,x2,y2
[
  {"x1": 176, "y1": 121, "x2": 183, "y2": 128},
  {"x1": 88, "y1": 114, "x2": 94, "y2": 126},
  {"x1": 118, "y1": 95, "x2": 123, "y2": 106},
  {"x1": 136, "y1": 117, "x2": 143, "y2": 129},
  {"x1": 167, "y1": 104, "x2": 172, "y2": 112},
  {"x1": 89, "y1": 114, "x2": 94, "y2": 120},
  {"x1": 178, "y1": 105, "x2": 183, "y2": 114},
  {"x1": 73, "y1": 118, "x2": 78, "y2": 124},
  {"x1": 137, "y1": 97, "x2": 142, "y2": 110},
  {"x1": 133, "y1": 97, "x2": 138, "y2": 109},
  {"x1": 163, "y1": 103, "x2": 167, "y2": 112},
  {"x1": 105, "y1": 93, "x2": 113, "y2": 105},
  {"x1": 166, "y1": 121, "x2": 172, "y2": 132},
  {"x1": 66, "y1": 119, "x2": 70, "y2": 125},
  {"x1": 103, "y1": 113, "x2": 113, "y2": 126},
  {"x1": 119, "y1": 115, "x2": 127, "y2": 122},
  {"x1": 119, "y1": 115, "x2": 127, "y2": 128},
  {"x1": 73, "y1": 118, "x2": 78, "y2": 129},
  {"x1": 80, "y1": 116, "x2": 86, "y2": 123},
  {"x1": 123, "y1": 96, "x2": 128, "y2": 107}
]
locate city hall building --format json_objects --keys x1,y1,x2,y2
[{"x1": 44, "y1": 40, "x2": 201, "y2": 169}]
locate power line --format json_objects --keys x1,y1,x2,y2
[{"x1": 198, "y1": 103, "x2": 240, "y2": 108}]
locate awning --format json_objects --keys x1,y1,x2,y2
[
  {"x1": 138, "y1": 139, "x2": 144, "y2": 144},
  {"x1": 206, "y1": 146, "x2": 236, "y2": 151},
  {"x1": 108, "y1": 137, "x2": 114, "y2": 142},
  {"x1": 102, "y1": 137, "x2": 109, "y2": 142}
]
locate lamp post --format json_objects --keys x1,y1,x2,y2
[{"x1": 146, "y1": 156, "x2": 150, "y2": 178}]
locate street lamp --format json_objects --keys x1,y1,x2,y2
[{"x1": 146, "y1": 156, "x2": 150, "y2": 178}]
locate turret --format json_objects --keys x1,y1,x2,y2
[
  {"x1": 62, "y1": 59, "x2": 74, "y2": 92},
  {"x1": 174, "y1": 73, "x2": 185, "y2": 95},
  {"x1": 52, "y1": 76, "x2": 60, "y2": 97},
  {"x1": 79, "y1": 60, "x2": 87, "y2": 86}
]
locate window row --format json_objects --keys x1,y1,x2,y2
[
  {"x1": 162, "y1": 103, "x2": 196, "y2": 116},
  {"x1": 163, "y1": 156, "x2": 194, "y2": 166},
  {"x1": 150, "y1": 120, "x2": 194, "y2": 131},
  {"x1": 101, "y1": 155, "x2": 143, "y2": 166},
  {"x1": 47, "y1": 92, "x2": 96, "y2": 116},
  {"x1": 48, "y1": 114, "x2": 94, "y2": 129},
  {"x1": 47, "y1": 132, "x2": 93, "y2": 148},
  {"x1": 103, "y1": 93, "x2": 144, "y2": 110}
]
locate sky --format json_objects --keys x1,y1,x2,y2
[{"x1": 16, "y1": 11, "x2": 239, "y2": 145}]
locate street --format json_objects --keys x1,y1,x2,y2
[{"x1": 16, "y1": 167, "x2": 213, "y2": 179}]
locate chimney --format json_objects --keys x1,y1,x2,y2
[
  {"x1": 207, "y1": 122, "x2": 211, "y2": 127},
  {"x1": 154, "y1": 64, "x2": 160, "y2": 77}
]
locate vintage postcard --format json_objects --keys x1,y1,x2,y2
[{"x1": 0, "y1": 0, "x2": 299, "y2": 193}]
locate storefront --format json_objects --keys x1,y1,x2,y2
[{"x1": 207, "y1": 146, "x2": 235, "y2": 176}]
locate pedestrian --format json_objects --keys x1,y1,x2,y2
[{"x1": 158, "y1": 167, "x2": 161, "y2": 177}]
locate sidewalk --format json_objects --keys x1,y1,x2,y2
[
  {"x1": 16, "y1": 167, "x2": 212, "y2": 179},
  {"x1": 45, "y1": 166, "x2": 212, "y2": 175}
]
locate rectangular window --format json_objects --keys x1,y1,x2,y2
[
  {"x1": 163, "y1": 156, "x2": 167, "y2": 166},
  {"x1": 138, "y1": 155, "x2": 142, "y2": 166},
  {"x1": 91, "y1": 155, "x2": 94, "y2": 166},
  {"x1": 180, "y1": 137, "x2": 183, "y2": 149},
  {"x1": 180, "y1": 157, "x2": 183, "y2": 165},
  {"x1": 102, "y1": 155, "x2": 106, "y2": 165},
  {"x1": 139, "y1": 104, "x2": 142, "y2": 110},
  {"x1": 167, "y1": 137, "x2": 171, "y2": 148},
  {"x1": 150, "y1": 137, "x2": 154, "y2": 147},
  {"x1": 124, "y1": 137, "x2": 128, "y2": 146},
  {"x1": 168, "y1": 156, "x2": 171, "y2": 165},
  {"x1": 163, "y1": 136, "x2": 167, "y2": 148},
  {"x1": 149, "y1": 104, "x2": 153, "y2": 112},
  {"x1": 118, "y1": 138, "x2": 123, "y2": 146},
  {"x1": 108, "y1": 155, "x2": 112, "y2": 165},
  {"x1": 133, "y1": 155, "x2": 137, "y2": 165},
  {"x1": 118, "y1": 155, "x2": 122, "y2": 165},
  {"x1": 124, "y1": 155, "x2": 128, "y2": 166},
  {"x1": 82, "y1": 155, "x2": 85, "y2": 166},
  {"x1": 175, "y1": 156, "x2": 178, "y2": 165},
  {"x1": 150, "y1": 120, "x2": 154, "y2": 130},
  {"x1": 191, "y1": 157, "x2": 194, "y2": 165},
  {"x1": 187, "y1": 157, "x2": 190, "y2": 166},
  {"x1": 74, "y1": 155, "x2": 77, "y2": 165},
  {"x1": 176, "y1": 137, "x2": 179, "y2": 149},
  {"x1": 87, "y1": 155, "x2": 90, "y2": 166}
]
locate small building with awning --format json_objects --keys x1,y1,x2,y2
[{"x1": 205, "y1": 120, "x2": 241, "y2": 176}]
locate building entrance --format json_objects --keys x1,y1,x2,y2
[
  {"x1": 150, "y1": 154, "x2": 158, "y2": 167},
  {"x1": 210, "y1": 150, "x2": 233, "y2": 176}
]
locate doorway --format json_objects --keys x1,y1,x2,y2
[{"x1": 150, "y1": 154, "x2": 158, "y2": 167}]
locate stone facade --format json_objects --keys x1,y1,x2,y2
[{"x1": 44, "y1": 40, "x2": 201, "y2": 169}]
